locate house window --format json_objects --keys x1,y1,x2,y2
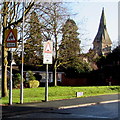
[
  {"x1": 40, "y1": 72, "x2": 53, "y2": 83},
  {"x1": 49, "y1": 73, "x2": 53, "y2": 82},
  {"x1": 57, "y1": 73, "x2": 62, "y2": 82},
  {"x1": 40, "y1": 72, "x2": 46, "y2": 82}
]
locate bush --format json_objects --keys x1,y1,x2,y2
[
  {"x1": 25, "y1": 71, "x2": 43, "y2": 88},
  {"x1": 28, "y1": 80, "x2": 40, "y2": 88},
  {"x1": 27, "y1": 71, "x2": 36, "y2": 80}
]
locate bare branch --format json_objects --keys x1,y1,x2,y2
[{"x1": 6, "y1": 2, "x2": 34, "y2": 29}]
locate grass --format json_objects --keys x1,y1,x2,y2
[{"x1": 1, "y1": 86, "x2": 120, "y2": 104}]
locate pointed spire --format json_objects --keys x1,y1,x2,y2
[
  {"x1": 100, "y1": 7, "x2": 106, "y2": 29},
  {"x1": 93, "y1": 8, "x2": 109, "y2": 42},
  {"x1": 93, "y1": 8, "x2": 112, "y2": 56}
]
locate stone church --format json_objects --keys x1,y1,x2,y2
[{"x1": 93, "y1": 8, "x2": 112, "y2": 56}]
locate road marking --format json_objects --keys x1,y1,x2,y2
[
  {"x1": 71, "y1": 114, "x2": 110, "y2": 119},
  {"x1": 100, "y1": 99, "x2": 120, "y2": 104},
  {"x1": 59, "y1": 99, "x2": 120, "y2": 109}
]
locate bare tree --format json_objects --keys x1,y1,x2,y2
[
  {"x1": 32, "y1": 2, "x2": 69, "y2": 86},
  {"x1": 1, "y1": 1, "x2": 34, "y2": 97}
]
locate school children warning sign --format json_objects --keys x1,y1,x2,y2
[
  {"x1": 43, "y1": 40, "x2": 53, "y2": 64},
  {"x1": 5, "y1": 29, "x2": 17, "y2": 48},
  {"x1": 43, "y1": 40, "x2": 53, "y2": 54}
]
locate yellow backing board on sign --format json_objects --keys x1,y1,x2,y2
[{"x1": 5, "y1": 29, "x2": 18, "y2": 48}]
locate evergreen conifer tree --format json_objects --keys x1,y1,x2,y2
[
  {"x1": 59, "y1": 19, "x2": 81, "y2": 67},
  {"x1": 24, "y1": 11, "x2": 43, "y2": 66}
]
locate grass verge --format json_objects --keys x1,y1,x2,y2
[{"x1": 1, "y1": 86, "x2": 119, "y2": 104}]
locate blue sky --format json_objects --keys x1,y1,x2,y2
[
  {"x1": 63, "y1": 1, "x2": 118, "y2": 53},
  {"x1": 0, "y1": 0, "x2": 119, "y2": 53}
]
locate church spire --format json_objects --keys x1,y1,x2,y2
[
  {"x1": 93, "y1": 8, "x2": 112, "y2": 56},
  {"x1": 100, "y1": 7, "x2": 106, "y2": 29},
  {"x1": 97, "y1": 7, "x2": 107, "y2": 39}
]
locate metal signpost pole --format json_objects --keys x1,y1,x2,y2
[
  {"x1": 5, "y1": 29, "x2": 17, "y2": 104},
  {"x1": 45, "y1": 64, "x2": 48, "y2": 102},
  {"x1": 9, "y1": 50, "x2": 12, "y2": 105},
  {"x1": 20, "y1": 1, "x2": 25, "y2": 104},
  {"x1": 43, "y1": 40, "x2": 53, "y2": 102}
]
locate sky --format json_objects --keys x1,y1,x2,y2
[
  {"x1": 63, "y1": 0, "x2": 118, "y2": 53},
  {"x1": 0, "y1": 0, "x2": 119, "y2": 53}
]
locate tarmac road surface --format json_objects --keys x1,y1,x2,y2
[
  {"x1": 6, "y1": 102, "x2": 120, "y2": 119},
  {"x1": 2, "y1": 94, "x2": 120, "y2": 120}
]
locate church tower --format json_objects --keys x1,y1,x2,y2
[{"x1": 93, "y1": 8, "x2": 112, "y2": 56}]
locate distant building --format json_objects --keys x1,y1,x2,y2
[
  {"x1": 93, "y1": 8, "x2": 112, "y2": 56},
  {"x1": 24, "y1": 71, "x2": 64, "y2": 83}
]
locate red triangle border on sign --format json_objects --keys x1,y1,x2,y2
[
  {"x1": 6, "y1": 29, "x2": 17, "y2": 42},
  {"x1": 44, "y1": 41, "x2": 52, "y2": 53}
]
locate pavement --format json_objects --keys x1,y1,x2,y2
[{"x1": 2, "y1": 94, "x2": 120, "y2": 118}]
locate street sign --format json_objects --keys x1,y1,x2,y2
[
  {"x1": 43, "y1": 53, "x2": 53, "y2": 64},
  {"x1": 5, "y1": 29, "x2": 17, "y2": 48},
  {"x1": 43, "y1": 40, "x2": 53, "y2": 102},
  {"x1": 43, "y1": 40, "x2": 53, "y2": 54},
  {"x1": 43, "y1": 40, "x2": 53, "y2": 64}
]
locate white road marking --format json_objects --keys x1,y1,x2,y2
[{"x1": 59, "y1": 99, "x2": 120, "y2": 109}]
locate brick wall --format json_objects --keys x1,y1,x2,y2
[{"x1": 61, "y1": 74, "x2": 89, "y2": 86}]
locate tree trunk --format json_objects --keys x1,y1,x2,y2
[
  {"x1": 53, "y1": 62, "x2": 57, "y2": 86},
  {"x1": 2, "y1": 30, "x2": 8, "y2": 97},
  {"x1": 2, "y1": 2, "x2": 8, "y2": 97},
  {"x1": 53, "y1": 29, "x2": 58, "y2": 86},
  {"x1": 2, "y1": 59, "x2": 8, "y2": 97}
]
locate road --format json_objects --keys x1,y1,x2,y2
[{"x1": 6, "y1": 102, "x2": 119, "y2": 119}]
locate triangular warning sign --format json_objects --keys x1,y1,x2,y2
[
  {"x1": 45, "y1": 42, "x2": 51, "y2": 52},
  {"x1": 44, "y1": 41, "x2": 52, "y2": 53},
  {"x1": 6, "y1": 30, "x2": 16, "y2": 42}
]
